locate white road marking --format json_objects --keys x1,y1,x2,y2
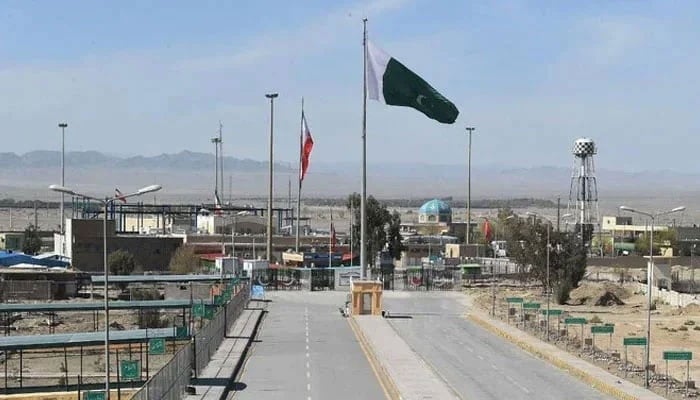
[
  {"x1": 477, "y1": 355, "x2": 484, "y2": 360},
  {"x1": 307, "y1": 371, "x2": 311, "y2": 378},
  {"x1": 306, "y1": 336, "x2": 309, "y2": 343},
  {"x1": 306, "y1": 361, "x2": 310, "y2": 368},
  {"x1": 506, "y1": 375, "x2": 531, "y2": 394},
  {"x1": 307, "y1": 383, "x2": 311, "y2": 391},
  {"x1": 306, "y1": 344, "x2": 309, "y2": 350},
  {"x1": 306, "y1": 352, "x2": 309, "y2": 358},
  {"x1": 491, "y1": 364, "x2": 499, "y2": 371}
]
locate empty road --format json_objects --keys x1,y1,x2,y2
[
  {"x1": 231, "y1": 291, "x2": 385, "y2": 400},
  {"x1": 383, "y1": 291, "x2": 612, "y2": 400}
]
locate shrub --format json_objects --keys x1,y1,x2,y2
[{"x1": 694, "y1": 326, "x2": 700, "y2": 331}]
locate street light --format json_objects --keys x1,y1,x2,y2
[
  {"x1": 465, "y1": 127, "x2": 475, "y2": 245},
  {"x1": 526, "y1": 211, "x2": 554, "y2": 341},
  {"x1": 58, "y1": 123, "x2": 68, "y2": 252},
  {"x1": 265, "y1": 93, "x2": 279, "y2": 263},
  {"x1": 49, "y1": 184, "x2": 161, "y2": 399},
  {"x1": 620, "y1": 205, "x2": 685, "y2": 388}
]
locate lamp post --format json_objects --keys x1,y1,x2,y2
[
  {"x1": 265, "y1": 93, "x2": 279, "y2": 263},
  {"x1": 527, "y1": 212, "x2": 556, "y2": 341},
  {"x1": 58, "y1": 123, "x2": 68, "y2": 253},
  {"x1": 465, "y1": 127, "x2": 475, "y2": 246},
  {"x1": 620, "y1": 205, "x2": 685, "y2": 388},
  {"x1": 49, "y1": 184, "x2": 161, "y2": 399}
]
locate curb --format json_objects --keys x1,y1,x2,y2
[
  {"x1": 468, "y1": 313, "x2": 651, "y2": 400},
  {"x1": 348, "y1": 317, "x2": 402, "y2": 400}
]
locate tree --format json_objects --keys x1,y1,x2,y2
[
  {"x1": 169, "y1": 245, "x2": 201, "y2": 274},
  {"x1": 347, "y1": 193, "x2": 403, "y2": 267},
  {"x1": 108, "y1": 250, "x2": 136, "y2": 276},
  {"x1": 502, "y1": 210, "x2": 587, "y2": 304},
  {"x1": 635, "y1": 230, "x2": 677, "y2": 256},
  {"x1": 21, "y1": 224, "x2": 42, "y2": 255},
  {"x1": 387, "y1": 211, "x2": 404, "y2": 260}
]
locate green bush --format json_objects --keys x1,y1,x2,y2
[{"x1": 555, "y1": 280, "x2": 573, "y2": 305}]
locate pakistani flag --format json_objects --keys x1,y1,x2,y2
[{"x1": 366, "y1": 40, "x2": 459, "y2": 124}]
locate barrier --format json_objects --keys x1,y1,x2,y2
[{"x1": 129, "y1": 282, "x2": 250, "y2": 400}]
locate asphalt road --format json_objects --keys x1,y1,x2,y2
[
  {"x1": 383, "y1": 291, "x2": 613, "y2": 400},
  {"x1": 232, "y1": 291, "x2": 385, "y2": 400}
]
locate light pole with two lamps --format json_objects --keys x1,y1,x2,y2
[
  {"x1": 619, "y1": 205, "x2": 685, "y2": 388},
  {"x1": 49, "y1": 184, "x2": 162, "y2": 399}
]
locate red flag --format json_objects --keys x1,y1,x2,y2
[
  {"x1": 115, "y1": 188, "x2": 127, "y2": 203},
  {"x1": 300, "y1": 113, "x2": 314, "y2": 182},
  {"x1": 482, "y1": 218, "x2": 493, "y2": 242},
  {"x1": 214, "y1": 192, "x2": 223, "y2": 216}
]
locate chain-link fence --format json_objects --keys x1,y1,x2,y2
[{"x1": 130, "y1": 282, "x2": 250, "y2": 400}]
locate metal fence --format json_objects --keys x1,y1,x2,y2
[{"x1": 130, "y1": 282, "x2": 250, "y2": 400}]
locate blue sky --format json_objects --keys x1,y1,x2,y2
[{"x1": 1, "y1": 0, "x2": 699, "y2": 172}]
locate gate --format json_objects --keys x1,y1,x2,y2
[
  {"x1": 252, "y1": 268, "x2": 302, "y2": 290},
  {"x1": 397, "y1": 268, "x2": 461, "y2": 291},
  {"x1": 310, "y1": 268, "x2": 334, "y2": 291}
]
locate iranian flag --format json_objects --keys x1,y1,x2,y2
[
  {"x1": 300, "y1": 113, "x2": 314, "y2": 182},
  {"x1": 366, "y1": 40, "x2": 459, "y2": 124}
]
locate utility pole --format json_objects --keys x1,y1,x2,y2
[
  {"x1": 265, "y1": 93, "x2": 279, "y2": 263},
  {"x1": 58, "y1": 123, "x2": 67, "y2": 251},
  {"x1": 465, "y1": 127, "x2": 475, "y2": 246}
]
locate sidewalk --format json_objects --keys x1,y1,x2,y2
[
  {"x1": 466, "y1": 304, "x2": 665, "y2": 400},
  {"x1": 184, "y1": 305, "x2": 264, "y2": 400},
  {"x1": 353, "y1": 315, "x2": 459, "y2": 400}
]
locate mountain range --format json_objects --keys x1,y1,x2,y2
[{"x1": 2, "y1": 151, "x2": 700, "y2": 206}]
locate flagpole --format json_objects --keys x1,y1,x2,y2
[
  {"x1": 329, "y1": 207, "x2": 333, "y2": 268},
  {"x1": 296, "y1": 98, "x2": 304, "y2": 253},
  {"x1": 350, "y1": 202, "x2": 354, "y2": 266},
  {"x1": 361, "y1": 17, "x2": 368, "y2": 280}
]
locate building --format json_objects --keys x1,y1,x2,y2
[
  {"x1": 602, "y1": 216, "x2": 668, "y2": 238},
  {"x1": 60, "y1": 219, "x2": 184, "y2": 273},
  {"x1": 196, "y1": 213, "x2": 268, "y2": 235},
  {"x1": 0, "y1": 232, "x2": 24, "y2": 251}
]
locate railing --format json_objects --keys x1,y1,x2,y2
[{"x1": 130, "y1": 281, "x2": 250, "y2": 400}]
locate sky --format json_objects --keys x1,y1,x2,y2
[{"x1": 1, "y1": 0, "x2": 699, "y2": 172}]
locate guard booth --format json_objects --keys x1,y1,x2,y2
[{"x1": 350, "y1": 280, "x2": 383, "y2": 315}]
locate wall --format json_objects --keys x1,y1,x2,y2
[
  {"x1": 68, "y1": 219, "x2": 184, "y2": 272},
  {"x1": 635, "y1": 281, "x2": 700, "y2": 308}
]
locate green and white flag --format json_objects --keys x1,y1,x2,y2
[{"x1": 366, "y1": 40, "x2": 459, "y2": 124}]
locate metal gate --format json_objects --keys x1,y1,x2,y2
[
  {"x1": 252, "y1": 268, "x2": 302, "y2": 290},
  {"x1": 310, "y1": 269, "x2": 334, "y2": 291},
  {"x1": 396, "y1": 268, "x2": 461, "y2": 291}
]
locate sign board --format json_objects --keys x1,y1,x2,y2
[
  {"x1": 120, "y1": 360, "x2": 140, "y2": 380},
  {"x1": 623, "y1": 337, "x2": 647, "y2": 346},
  {"x1": 251, "y1": 285, "x2": 265, "y2": 299},
  {"x1": 540, "y1": 309, "x2": 562, "y2": 316},
  {"x1": 663, "y1": 351, "x2": 692, "y2": 361},
  {"x1": 506, "y1": 297, "x2": 524, "y2": 303},
  {"x1": 193, "y1": 303, "x2": 205, "y2": 318},
  {"x1": 565, "y1": 317, "x2": 586, "y2": 325},
  {"x1": 591, "y1": 325, "x2": 614, "y2": 334},
  {"x1": 523, "y1": 302, "x2": 540, "y2": 310},
  {"x1": 84, "y1": 391, "x2": 106, "y2": 400},
  {"x1": 339, "y1": 271, "x2": 361, "y2": 287},
  {"x1": 204, "y1": 306, "x2": 215, "y2": 320},
  {"x1": 149, "y1": 338, "x2": 165, "y2": 355},
  {"x1": 175, "y1": 326, "x2": 188, "y2": 339}
]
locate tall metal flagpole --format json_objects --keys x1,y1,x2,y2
[
  {"x1": 296, "y1": 98, "x2": 304, "y2": 253},
  {"x1": 329, "y1": 207, "x2": 333, "y2": 268},
  {"x1": 219, "y1": 122, "x2": 224, "y2": 206},
  {"x1": 361, "y1": 18, "x2": 368, "y2": 279}
]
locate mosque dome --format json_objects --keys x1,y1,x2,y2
[{"x1": 418, "y1": 199, "x2": 452, "y2": 224}]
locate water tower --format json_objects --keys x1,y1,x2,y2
[{"x1": 567, "y1": 138, "x2": 599, "y2": 244}]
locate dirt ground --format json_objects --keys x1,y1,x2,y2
[{"x1": 469, "y1": 277, "x2": 700, "y2": 399}]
